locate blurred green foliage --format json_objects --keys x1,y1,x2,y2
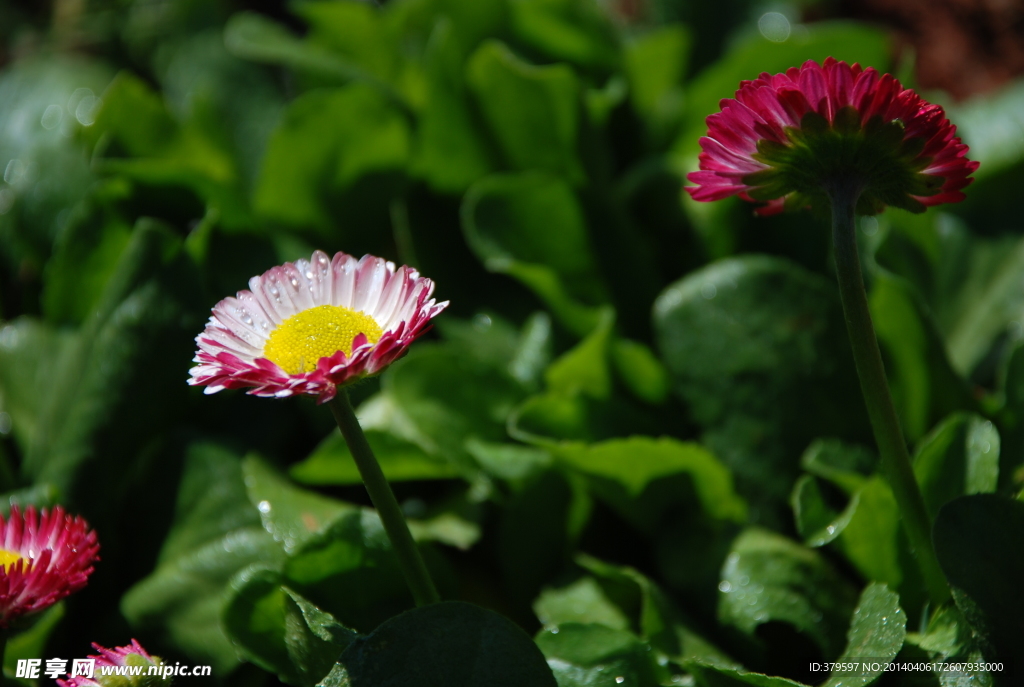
[{"x1": 1, "y1": 0, "x2": 1023, "y2": 685}]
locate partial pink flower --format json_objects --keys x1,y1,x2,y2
[
  {"x1": 685, "y1": 57, "x2": 979, "y2": 215},
  {"x1": 188, "y1": 251, "x2": 448, "y2": 403},
  {"x1": 56, "y1": 639, "x2": 168, "y2": 687},
  {"x1": 0, "y1": 505, "x2": 99, "y2": 627}
]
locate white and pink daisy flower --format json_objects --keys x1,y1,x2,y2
[
  {"x1": 56, "y1": 639, "x2": 169, "y2": 687},
  {"x1": 0, "y1": 505, "x2": 99, "y2": 627},
  {"x1": 188, "y1": 251, "x2": 448, "y2": 403},
  {"x1": 686, "y1": 57, "x2": 979, "y2": 215}
]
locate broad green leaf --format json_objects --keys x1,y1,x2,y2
[
  {"x1": 462, "y1": 172, "x2": 607, "y2": 335},
  {"x1": 509, "y1": 388, "x2": 662, "y2": 445},
  {"x1": 610, "y1": 338, "x2": 671, "y2": 405},
  {"x1": 835, "y1": 477, "x2": 901, "y2": 588},
  {"x1": 254, "y1": 85, "x2": 410, "y2": 232},
  {"x1": 465, "y1": 437, "x2": 552, "y2": 482},
  {"x1": 290, "y1": 430, "x2": 460, "y2": 486},
  {"x1": 534, "y1": 576, "x2": 632, "y2": 631},
  {"x1": 654, "y1": 256, "x2": 866, "y2": 505},
  {"x1": 821, "y1": 583, "x2": 906, "y2": 687},
  {"x1": 297, "y1": 1, "x2": 400, "y2": 83},
  {"x1": 718, "y1": 528, "x2": 858, "y2": 658},
  {"x1": 574, "y1": 554, "x2": 735, "y2": 666},
  {"x1": 243, "y1": 456, "x2": 354, "y2": 553},
  {"x1": 906, "y1": 604, "x2": 994, "y2": 687},
  {"x1": 535, "y1": 623, "x2": 662, "y2": 687},
  {"x1": 508, "y1": 0, "x2": 620, "y2": 70},
  {"x1": 947, "y1": 78, "x2": 1024, "y2": 179},
  {"x1": 409, "y1": 18, "x2": 495, "y2": 192},
  {"x1": 554, "y1": 437, "x2": 747, "y2": 526},
  {"x1": 800, "y1": 440, "x2": 876, "y2": 495},
  {"x1": 123, "y1": 443, "x2": 285, "y2": 672},
  {"x1": 25, "y1": 220, "x2": 204, "y2": 499},
  {"x1": 913, "y1": 413, "x2": 1000, "y2": 520},
  {"x1": 328, "y1": 601, "x2": 557, "y2": 686},
  {"x1": 86, "y1": 72, "x2": 249, "y2": 225},
  {"x1": 467, "y1": 40, "x2": 584, "y2": 182},
  {"x1": 224, "y1": 11, "x2": 401, "y2": 100},
  {"x1": 625, "y1": 26, "x2": 689, "y2": 141},
  {"x1": 281, "y1": 509, "x2": 418, "y2": 633},
  {"x1": 870, "y1": 271, "x2": 976, "y2": 442},
  {"x1": 0, "y1": 319, "x2": 75, "y2": 454},
  {"x1": 382, "y1": 344, "x2": 525, "y2": 467},
  {"x1": 685, "y1": 663, "x2": 808, "y2": 687},
  {"x1": 3, "y1": 602, "x2": 65, "y2": 677},
  {"x1": 223, "y1": 568, "x2": 356, "y2": 686},
  {"x1": 791, "y1": 475, "x2": 857, "y2": 547},
  {"x1": 933, "y1": 495, "x2": 1024, "y2": 670},
  {"x1": 544, "y1": 310, "x2": 613, "y2": 399}
]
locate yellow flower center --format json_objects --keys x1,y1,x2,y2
[
  {"x1": 263, "y1": 305, "x2": 383, "y2": 374},
  {"x1": 0, "y1": 548, "x2": 25, "y2": 572}
]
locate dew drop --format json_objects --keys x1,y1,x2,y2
[
  {"x1": 615, "y1": 677, "x2": 625, "y2": 684},
  {"x1": 718, "y1": 581, "x2": 733, "y2": 593},
  {"x1": 257, "y1": 500, "x2": 271, "y2": 513}
]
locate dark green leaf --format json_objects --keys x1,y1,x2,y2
[
  {"x1": 933, "y1": 494, "x2": 1024, "y2": 668},
  {"x1": 791, "y1": 475, "x2": 856, "y2": 547},
  {"x1": 290, "y1": 430, "x2": 460, "y2": 486},
  {"x1": 821, "y1": 583, "x2": 906, "y2": 687},
  {"x1": 535, "y1": 623, "x2": 662, "y2": 687},
  {"x1": 654, "y1": 256, "x2": 867, "y2": 506},
  {"x1": 685, "y1": 662, "x2": 808, "y2": 687},
  {"x1": 466, "y1": 41, "x2": 584, "y2": 182},
  {"x1": 718, "y1": 528, "x2": 858, "y2": 658},
  {"x1": 913, "y1": 413, "x2": 1000, "y2": 520},
  {"x1": 534, "y1": 576, "x2": 631, "y2": 630},
  {"x1": 508, "y1": 0, "x2": 620, "y2": 70},
  {"x1": 462, "y1": 172, "x2": 607, "y2": 335},
  {"x1": 330, "y1": 601, "x2": 557, "y2": 686}
]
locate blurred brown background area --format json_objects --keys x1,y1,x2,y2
[{"x1": 842, "y1": 0, "x2": 1024, "y2": 100}]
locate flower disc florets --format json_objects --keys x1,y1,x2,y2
[
  {"x1": 188, "y1": 251, "x2": 448, "y2": 403},
  {"x1": 0, "y1": 505, "x2": 100, "y2": 627},
  {"x1": 686, "y1": 57, "x2": 979, "y2": 215},
  {"x1": 56, "y1": 639, "x2": 170, "y2": 687}
]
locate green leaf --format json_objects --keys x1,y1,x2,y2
[
  {"x1": 466, "y1": 40, "x2": 584, "y2": 182},
  {"x1": 947, "y1": 78, "x2": 1024, "y2": 179},
  {"x1": 382, "y1": 344, "x2": 525, "y2": 468},
  {"x1": 123, "y1": 443, "x2": 286, "y2": 673},
  {"x1": 906, "y1": 604, "x2": 995, "y2": 686},
  {"x1": 254, "y1": 84, "x2": 410, "y2": 232},
  {"x1": 554, "y1": 436, "x2": 747, "y2": 527},
  {"x1": 290, "y1": 430, "x2": 460, "y2": 486},
  {"x1": 654, "y1": 256, "x2": 866, "y2": 506},
  {"x1": 409, "y1": 18, "x2": 495, "y2": 192},
  {"x1": 534, "y1": 576, "x2": 632, "y2": 631},
  {"x1": 281, "y1": 509, "x2": 417, "y2": 633},
  {"x1": 625, "y1": 26, "x2": 689, "y2": 141},
  {"x1": 685, "y1": 663, "x2": 808, "y2": 687},
  {"x1": 870, "y1": 271, "x2": 976, "y2": 442},
  {"x1": 718, "y1": 528, "x2": 858, "y2": 658},
  {"x1": 933, "y1": 494, "x2": 1024, "y2": 668},
  {"x1": 3, "y1": 602, "x2": 65, "y2": 677},
  {"x1": 913, "y1": 413, "x2": 1000, "y2": 520},
  {"x1": 328, "y1": 601, "x2": 557, "y2": 686},
  {"x1": 243, "y1": 456, "x2": 355, "y2": 553},
  {"x1": 0, "y1": 319, "x2": 75, "y2": 454},
  {"x1": 25, "y1": 219, "x2": 204, "y2": 499},
  {"x1": 791, "y1": 475, "x2": 857, "y2": 547},
  {"x1": 224, "y1": 11, "x2": 401, "y2": 99},
  {"x1": 610, "y1": 338, "x2": 671, "y2": 405},
  {"x1": 223, "y1": 568, "x2": 356, "y2": 686},
  {"x1": 535, "y1": 623, "x2": 662, "y2": 687},
  {"x1": 461, "y1": 172, "x2": 607, "y2": 335},
  {"x1": 508, "y1": 0, "x2": 620, "y2": 70},
  {"x1": 821, "y1": 583, "x2": 906, "y2": 687},
  {"x1": 800, "y1": 439, "x2": 876, "y2": 495},
  {"x1": 544, "y1": 310, "x2": 614, "y2": 399}
]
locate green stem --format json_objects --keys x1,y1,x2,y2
[
  {"x1": 828, "y1": 182, "x2": 950, "y2": 607},
  {"x1": 328, "y1": 390, "x2": 440, "y2": 607}
]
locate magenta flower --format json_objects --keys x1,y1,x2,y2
[
  {"x1": 56, "y1": 639, "x2": 168, "y2": 687},
  {"x1": 685, "y1": 57, "x2": 979, "y2": 215},
  {"x1": 188, "y1": 250, "x2": 448, "y2": 403},
  {"x1": 0, "y1": 505, "x2": 99, "y2": 627}
]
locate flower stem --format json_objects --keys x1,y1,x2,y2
[
  {"x1": 328, "y1": 390, "x2": 440, "y2": 607},
  {"x1": 828, "y1": 182, "x2": 950, "y2": 607}
]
